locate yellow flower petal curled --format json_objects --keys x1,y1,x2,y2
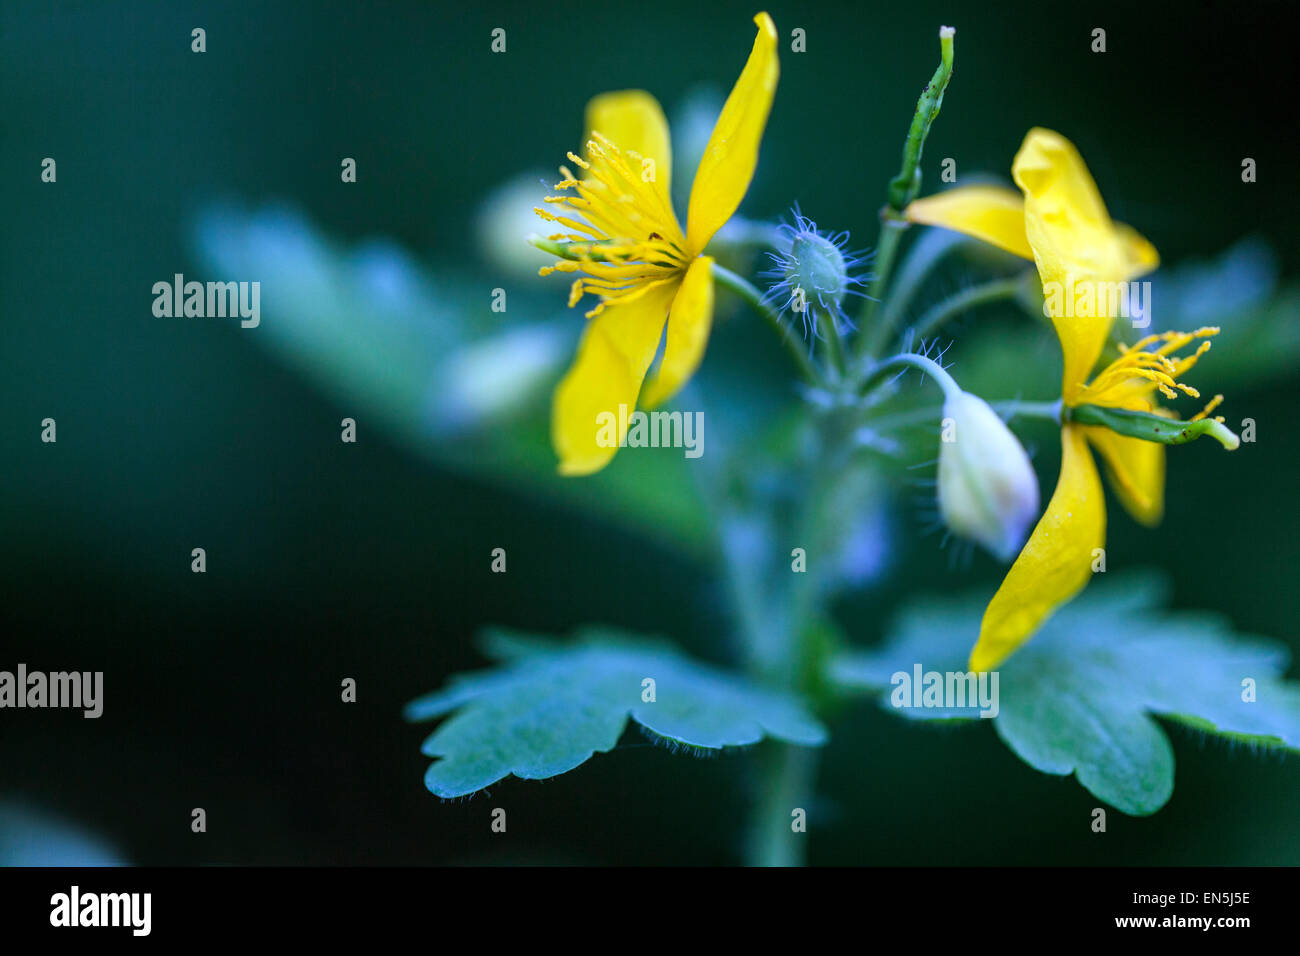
[
  {"x1": 971, "y1": 425, "x2": 1106, "y2": 672},
  {"x1": 685, "y1": 12, "x2": 779, "y2": 254},
  {"x1": 1012, "y1": 128, "x2": 1158, "y2": 400},
  {"x1": 1012, "y1": 129, "x2": 1114, "y2": 273},
  {"x1": 551, "y1": 278, "x2": 682, "y2": 476},
  {"x1": 641, "y1": 256, "x2": 715, "y2": 409},
  {"x1": 1083, "y1": 427, "x2": 1165, "y2": 526},
  {"x1": 1112, "y1": 222, "x2": 1160, "y2": 278},
  {"x1": 585, "y1": 90, "x2": 676, "y2": 216},
  {"x1": 903, "y1": 185, "x2": 1033, "y2": 260}
]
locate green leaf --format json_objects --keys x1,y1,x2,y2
[
  {"x1": 831, "y1": 573, "x2": 1300, "y2": 815},
  {"x1": 406, "y1": 629, "x2": 828, "y2": 797}
]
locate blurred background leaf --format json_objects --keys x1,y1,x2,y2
[{"x1": 0, "y1": 801, "x2": 125, "y2": 867}]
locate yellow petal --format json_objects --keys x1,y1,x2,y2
[
  {"x1": 1082, "y1": 427, "x2": 1165, "y2": 526},
  {"x1": 684, "y1": 12, "x2": 779, "y2": 255},
  {"x1": 585, "y1": 89, "x2": 675, "y2": 214},
  {"x1": 971, "y1": 425, "x2": 1105, "y2": 671},
  {"x1": 551, "y1": 278, "x2": 681, "y2": 475},
  {"x1": 1113, "y1": 222, "x2": 1160, "y2": 278},
  {"x1": 903, "y1": 185, "x2": 1033, "y2": 260},
  {"x1": 1012, "y1": 128, "x2": 1157, "y2": 400},
  {"x1": 641, "y1": 256, "x2": 715, "y2": 409}
]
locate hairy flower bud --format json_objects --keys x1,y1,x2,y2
[
  {"x1": 937, "y1": 391, "x2": 1040, "y2": 560},
  {"x1": 785, "y1": 231, "x2": 849, "y2": 309},
  {"x1": 761, "y1": 209, "x2": 868, "y2": 338}
]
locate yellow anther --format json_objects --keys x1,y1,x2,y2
[
  {"x1": 535, "y1": 131, "x2": 689, "y2": 311},
  {"x1": 1191, "y1": 394, "x2": 1224, "y2": 421},
  {"x1": 1074, "y1": 327, "x2": 1222, "y2": 412}
]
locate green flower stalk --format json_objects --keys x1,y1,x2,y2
[
  {"x1": 858, "y1": 25, "x2": 956, "y2": 359},
  {"x1": 887, "y1": 25, "x2": 956, "y2": 213}
]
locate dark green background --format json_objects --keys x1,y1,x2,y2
[{"x1": 3, "y1": 0, "x2": 1297, "y2": 864}]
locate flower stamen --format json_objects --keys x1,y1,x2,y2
[
  {"x1": 534, "y1": 132, "x2": 690, "y2": 316},
  {"x1": 1075, "y1": 327, "x2": 1221, "y2": 409},
  {"x1": 1191, "y1": 393, "x2": 1225, "y2": 422}
]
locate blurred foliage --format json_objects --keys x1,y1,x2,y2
[
  {"x1": 0, "y1": 802, "x2": 125, "y2": 867},
  {"x1": 196, "y1": 204, "x2": 712, "y2": 556}
]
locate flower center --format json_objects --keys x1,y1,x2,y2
[{"x1": 534, "y1": 132, "x2": 688, "y2": 318}]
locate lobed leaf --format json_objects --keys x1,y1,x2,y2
[
  {"x1": 832, "y1": 573, "x2": 1300, "y2": 814},
  {"x1": 406, "y1": 628, "x2": 827, "y2": 798}
]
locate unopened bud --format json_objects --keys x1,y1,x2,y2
[
  {"x1": 761, "y1": 209, "x2": 868, "y2": 337},
  {"x1": 937, "y1": 391, "x2": 1039, "y2": 560},
  {"x1": 785, "y1": 230, "x2": 850, "y2": 311}
]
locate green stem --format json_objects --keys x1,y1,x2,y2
[
  {"x1": 856, "y1": 215, "x2": 908, "y2": 360},
  {"x1": 736, "y1": 407, "x2": 852, "y2": 866},
  {"x1": 712, "y1": 262, "x2": 819, "y2": 385},
  {"x1": 864, "y1": 398, "x2": 1062, "y2": 434},
  {"x1": 718, "y1": 514, "x2": 783, "y2": 680},
  {"x1": 744, "y1": 420, "x2": 842, "y2": 866},
  {"x1": 908, "y1": 274, "x2": 1028, "y2": 343},
  {"x1": 875, "y1": 228, "x2": 971, "y2": 342},
  {"x1": 748, "y1": 744, "x2": 818, "y2": 866},
  {"x1": 818, "y1": 311, "x2": 847, "y2": 378},
  {"x1": 858, "y1": 351, "x2": 963, "y2": 403},
  {"x1": 856, "y1": 26, "x2": 956, "y2": 364},
  {"x1": 886, "y1": 26, "x2": 956, "y2": 213},
  {"x1": 999, "y1": 399, "x2": 1065, "y2": 422}
]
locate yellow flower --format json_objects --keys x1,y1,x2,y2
[
  {"x1": 535, "y1": 12, "x2": 779, "y2": 475},
  {"x1": 904, "y1": 128, "x2": 1230, "y2": 671}
]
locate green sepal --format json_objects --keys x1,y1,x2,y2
[{"x1": 1068, "y1": 403, "x2": 1240, "y2": 450}]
